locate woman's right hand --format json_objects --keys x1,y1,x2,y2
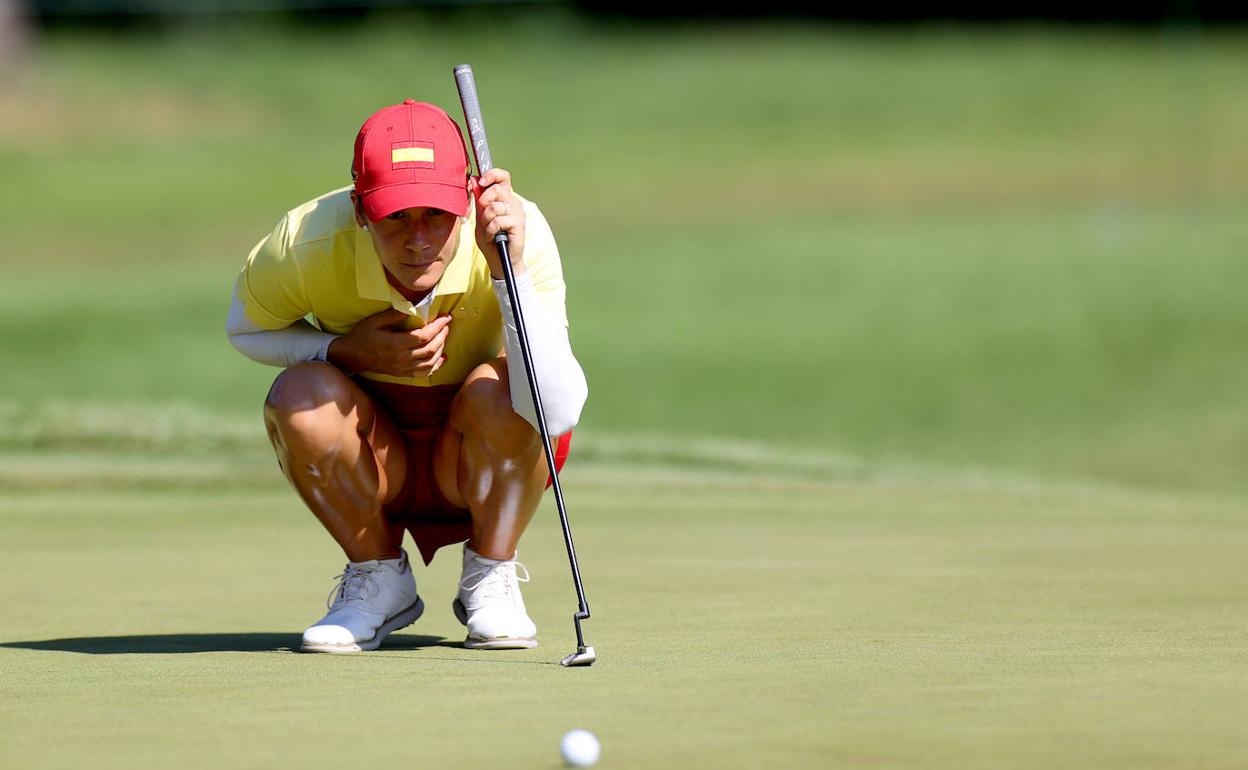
[{"x1": 327, "y1": 308, "x2": 451, "y2": 377}]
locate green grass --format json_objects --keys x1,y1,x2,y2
[
  {"x1": 2, "y1": 17, "x2": 1248, "y2": 769},
  {"x1": 1, "y1": 456, "x2": 1246, "y2": 769}
]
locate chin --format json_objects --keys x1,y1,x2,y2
[
  {"x1": 398, "y1": 264, "x2": 444, "y2": 293},
  {"x1": 415, "y1": 271, "x2": 445, "y2": 291}
]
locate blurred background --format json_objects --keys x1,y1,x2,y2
[{"x1": 1, "y1": 0, "x2": 1245, "y2": 495}]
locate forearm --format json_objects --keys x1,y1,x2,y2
[
  {"x1": 492, "y1": 272, "x2": 588, "y2": 436},
  {"x1": 226, "y1": 291, "x2": 337, "y2": 368}
]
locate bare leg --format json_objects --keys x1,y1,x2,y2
[
  {"x1": 264, "y1": 362, "x2": 409, "y2": 563},
  {"x1": 433, "y1": 358, "x2": 549, "y2": 561}
]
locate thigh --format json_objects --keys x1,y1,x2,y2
[
  {"x1": 267, "y1": 362, "x2": 411, "y2": 507},
  {"x1": 431, "y1": 360, "x2": 511, "y2": 510},
  {"x1": 432, "y1": 358, "x2": 575, "y2": 506},
  {"x1": 359, "y1": 387, "x2": 412, "y2": 508}
]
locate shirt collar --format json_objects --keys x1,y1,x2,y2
[
  {"x1": 439, "y1": 207, "x2": 476, "y2": 296},
  {"x1": 354, "y1": 225, "x2": 392, "y2": 304}
]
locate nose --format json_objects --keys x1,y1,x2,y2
[{"x1": 405, "y1": 221, "x2": 432, "y2": 253}]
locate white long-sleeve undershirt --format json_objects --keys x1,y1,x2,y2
[
  {"x1": 491, "y1": 271, "x2": 587, "y2": 437},
  {"x1": 226, "y1": 289, "x2": 336, "y2": 367},
  {"x1": 225, "y1": 275, "x2": 587, "y2": 436}
]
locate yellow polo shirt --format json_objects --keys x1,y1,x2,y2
[{"x1": 235, "y1": 185, "x2": 569, "y2": 387}]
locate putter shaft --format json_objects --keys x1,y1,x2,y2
[{"x1": 454, "y1": 64, "x2": 594, "y2": 666}]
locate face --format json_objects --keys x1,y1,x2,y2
[{"x1": 355, "y1": 195, "x2": 462, "y2": 298}]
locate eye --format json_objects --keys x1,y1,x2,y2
[{"x1": 386, "y1": 210, "x2": 407, "y2": 221}]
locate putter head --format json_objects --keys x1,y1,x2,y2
[{"x1": 560, "y1": 645, "x2": 596, "y2": 667}]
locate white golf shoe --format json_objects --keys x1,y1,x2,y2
[
  {"x1": 452, "y1": 546, "x2": 538, "y2": 649},
  {"x1": 301, "y1": 549, "x2": 425, "y2": 653}
]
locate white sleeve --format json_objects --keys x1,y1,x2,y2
[
  {"x1": 226, "y1": 287, "x2": 338, "y2": 368},
  {"x1": 492, "y1": 272, "x2": 588, "y2": 436}
]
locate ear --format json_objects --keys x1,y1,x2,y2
[{"x1": 349, "y1": 191, "x2": 370, "y2": 230}]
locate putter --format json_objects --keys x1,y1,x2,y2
[{"x1": 453, "y1": 64, "x2": 596, "y2": 668}]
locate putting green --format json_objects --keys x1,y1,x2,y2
[{"x1": 2, "y1": 449, "x2": 1245, "y2": 769}]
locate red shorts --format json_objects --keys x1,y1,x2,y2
[{"x1": 357, "y1": 379, "x2": 571, "y2": 566}]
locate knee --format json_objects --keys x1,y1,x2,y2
[
  {"x1": 453, "y1": 360, "x2": 540, "y2": 455},
  {"x1": 263, "y1": 362, "x2": 354, "y2": 450}
]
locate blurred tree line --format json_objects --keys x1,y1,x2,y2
[
  {"x1": 6, "y1": 0, "x2": 1245, "y2": 22},
  {"x1": 0, "y1": 0, "x2": 1237, "y2": 72}
]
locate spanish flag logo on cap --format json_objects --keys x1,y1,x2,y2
[
  {"x1": 391, "y1": 142, "x2": 435, "y2": 168},
  {"x1": 392, "y1": 145, "x2": 435, "y2": 164}
]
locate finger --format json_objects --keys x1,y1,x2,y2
[
  {"x1": 485, "y1": 216, "x2": 517, "y2": 238},
  {"x1": 482, "y1": 200, "x2": 510, "y2": 221},
  {"x1": 428, "y1": 323, "x2": 452, "y2": 353},
  {"x1": 417, "y1": 353, "x2": 446, "y2": 376},
  {"x1": 474, "y1": 172, "x2": 513, "y2": 207},
  {"x1": 475, "y1": 183, "x2": 501, "y2": 209},
  {"x1": 421, "y1": 314, "x2": 453, "y2": 333},
  {"x1": 408, "y1": 315, "x2": 451, "y2": 343},
  {"x1": 477, "y1": 168, "x2": 511, "y2": 190},
  {"x1": 368, "y1": 308, "x2": 410, "y2": 327},
  {"x1": 411, "y1": 350, "x2": 446, "y2": 376},
  {"x1": 409, "y1": 324, "x2": 451, "y2": 359},
  {"x1": 425, "y1": 323, "x2": 451, "y2": 353}
]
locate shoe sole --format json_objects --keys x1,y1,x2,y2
[
  {"x1": 452, "y1": 598, "x2": 539, "y2": 650},
  {"x1": 300, "y1": 596, "x2": 425, "y2": 654}
]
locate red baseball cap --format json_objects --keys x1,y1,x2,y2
[{"x1": 351, "y1": 100, "x2": 470, "y2": 222}]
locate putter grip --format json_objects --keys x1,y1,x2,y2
[{"x1": 453, "y1": 64, "x2": 494, "y2": 175}]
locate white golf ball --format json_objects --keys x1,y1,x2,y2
[{"x1": 560, "y1": 729, "x2": 600, "y2": 767}]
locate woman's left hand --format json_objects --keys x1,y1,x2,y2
[{"x1": 471, "y1": 168, "x2": 526, "y2": 279}]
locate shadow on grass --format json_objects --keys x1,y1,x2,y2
[{"x1": 0, "y1": 633, "x2": 445, "y2": 654}]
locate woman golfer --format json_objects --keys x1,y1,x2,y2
[{"x1": 226, "y1": 100, "x2": 587, "y2": 652}]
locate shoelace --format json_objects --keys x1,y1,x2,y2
[
  {"x1": 459, "y1": 559, "x2": 530, "y2": 603},
  {"x1": 326, "y1": 564, "x2": 382, "y2": 610}
]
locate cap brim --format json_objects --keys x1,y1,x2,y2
[{"x1": 361, "y1": 182, "x2": 470, "y2": 222}]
